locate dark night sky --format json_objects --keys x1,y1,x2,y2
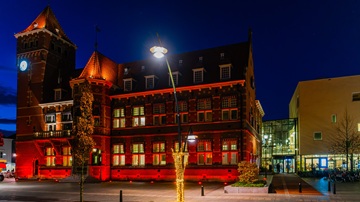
[{"x1": 1, "y1": 0, "x2": 360, "y2": 134}]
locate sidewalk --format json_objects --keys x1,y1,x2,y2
[{"x1": 271, "y1": 173, "x2": 322, "y2": 195}]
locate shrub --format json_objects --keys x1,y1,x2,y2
[{"x1": 237, "y1": 161, "x2": 259, "y2": 184}]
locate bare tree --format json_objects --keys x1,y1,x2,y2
[
  {"x1": 72, "y1": 80, "x2": 96, "y2": 202},
  {"x1": 330, "y1": 110, "x2": 360, "y2": 172}
]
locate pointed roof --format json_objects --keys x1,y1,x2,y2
[
  {"x1": 15, "y1": 6, "x2": 74, "y2": 45},
  {"x1": 77, "y1": 51, "x2": 118, "y2": 84}
]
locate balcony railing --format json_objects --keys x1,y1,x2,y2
[{"x1": 34, "y1": 130, "x2": 72, "y2": 139}]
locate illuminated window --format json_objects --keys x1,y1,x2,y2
[
  {"x1": 358, "y1": 123, "x2": 360, "y2": 132},
  {"x1": 153, "y1": 103, "x2": 166, "y2": 125},
  {"x1": 92, "y1": 149, "x2": 101, "y2": 165},
  {"x1": 219, "y1": 64, "x2": 231, "y2": 80},
  {"x1": 132, "y1": 106, "x2": 145, "y2": 127},
  {"x1": 113, "y1": 144, "x2": 125, "y2": 166},
  {"x1": 132, "y1": 143, "x2": 145, "y2": 166},
  {"x1": 174, "y1": 101, "x2": 188, "y2": 124},
  {"x1": 331, "y1": 114, "x2": 337, "y2": 123},
  {"x1": 174, "y1": 141, "x2": 188, "y2": 152},
  {"x1": 222, "y1": 140, "x2": 237, "y2": 165},
  {"x1": 45, "y1": 147, "x2": 55, "y2": 167},
  {"x1": 192, "y1": 68, "x2": 205, "y2": 83},
  {"x1": 113, "y1": 108, "x2": 125, "y2": 128},
  {"x1": 197, "y1": 140, "x2": 212, "y2": 165},
  {"x1": 314, "y1": 132, "x2": 322, "y2": 140},
  {"x1": 222, "y1": 96, "x2": 238, "y2": 120},
  {"x1": 62, "y1": 146, "x2": 72, "y2": 166},
  {"x1": 153, "y1": 142, "x2": 166, "y2": 165}
]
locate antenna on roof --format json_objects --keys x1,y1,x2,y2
[{"x1": 95, "y1": 25, "x2": 101, "y2": 51}]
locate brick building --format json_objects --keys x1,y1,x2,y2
[{"x1": 15, "y1": 6, "x2": 264, "y2": 182}]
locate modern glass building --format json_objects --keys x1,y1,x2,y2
[{"x1": 262, "y1": 118, "x2": 297, "y2": 173}]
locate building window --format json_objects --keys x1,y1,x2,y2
[
  {"x1": 153, "y1": 103, "x2": 166, "y2": 125},
  {"x1": 174, "y1": 141, "x2": 188, "y2": 152},
  {"x1": 222, "y1": 140, "x2": 237, "y2": 165},
  {"x1": 153, "y1": 142, "x2": 166, "y2": 165},
  {"x1": 47, "y1": 124, "x2": 56, "y2": 131},
  {"x1": 175, "y1": 101, "x2": 188, "y2": 123},
  {"x1": 113, "y1": 108, "x2": 125, "y2": 128},
  {"x1": 132, "y1": 106, "x2": 145, "y2": 127},
  {"x1": 197, "y1": 140, "x2": 212, "y2": 165},
  {"x1": 94, "y1": 117, "x2": 100, "y2": 126},
  {"x1": 145, "y1": 75, "x2": 156, "y2": 89},
  {"x1": 132, "y1": 143, "x2": 145, "y2": 166},
  {"x1": 358, "y1": 123, "x2": 360, "y2": 132},
  {"x1": 193, "y1": 68, "x2": 205, "y2": 83},
  {"x1": 169, "y1": 71, "x2": 180, "y2": 86},
  {"x1": 113, "y1": 144, "x2": 125, "y2": 166},
  {"x1": 54, "y1": 89, "x2": 62, "y2": 101},
  {"x1": 314, "y1": 132, "x2": 322, "y2": 140},
  {"x1": 352, "y1": 92, "x2": 360, "y2": 101},
  {"x1": 222, "y1": 96, "x2": 238, "y2": 120},
  {"x1": 197, "y1": 98, "x2": 212, "y2": 122},
  {"x1": 45, "y1": 147, "x2": 55, "y2": 167},
  {"x1": 219, "y1": 64, "x2": 231, "y2": 80},
  {"x1": 91, "y1": 149, "x2": 102, "y2": 165},
  {"x1": 61, "y1": 112, "x2": 72, "y2": 122},
  {"x1": 331, "y1": 114, "x2": 337, "y2": 123},
  {"x1": 45, "y1": 114, "x2": 56, "y2": 123},
  {"x1": 123, "y1": 79, "x2": 133, "y2": 92},
  {"x1": 220, "y1": 52, "x2": 225, "y2": 59},
  {"x1": 62, "y1": 146, "x2": 72, "y2": 166}
]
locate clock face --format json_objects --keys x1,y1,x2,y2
[{"x1": 19, "y1": 60, "x2": 28, "y2": 71}]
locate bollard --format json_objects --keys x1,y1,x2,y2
[
  {"x1": 328, "y1": 181, "x2": 331, "y2": 192},
  {"x1": 333, "y1": 183, "x2": 336, "y2": 194},
  {"x1": 201, "y1": 185, "x2": 204, "y2": 196},
  {"x1": 120, "y1": 190, "x2": 122, "y2": 202},
  {"x1": 298, "y1": 182, "x2": 302, "y2": 193}
]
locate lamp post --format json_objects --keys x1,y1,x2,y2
[
  {"x1": 150, "y1": 41, "x2": 186, "y2": 202},
  {"x1": 263, "y1": 134, "x2": 269, "y2": 178}
]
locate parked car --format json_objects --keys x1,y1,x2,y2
[{"x1": 0, "y1": 172, "x2": 4, "y2": 181}]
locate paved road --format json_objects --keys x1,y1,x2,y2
[{"x1": 0, "y1": 174, "x2": 360, "y2": 201}]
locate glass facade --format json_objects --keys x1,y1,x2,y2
[{"x1": 262, "y1": 118, "x2": 297, "y2": 173}]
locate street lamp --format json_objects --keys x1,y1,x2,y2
[
  {"x1": 150, "y1": 39, "x2": 186, "y2": 202},
  {"x1": 263, "y1": 134, "x2": 269, "y2": 178}
]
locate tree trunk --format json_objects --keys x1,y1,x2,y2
[{"x1": 80, "y1": 162, "x2": 84, "y2": 202}]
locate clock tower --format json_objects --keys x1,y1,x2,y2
[{"x1": 14, "y1": 6, "x2": 76, "y2": 177}]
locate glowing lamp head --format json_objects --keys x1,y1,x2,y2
[
  {"x1": 150, "y1": 46, "x2": 168, "y2": 58},
  {"x1": 187, "y1": 135, "x2": 198, "y2": 143}
]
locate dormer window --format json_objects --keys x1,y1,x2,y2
[
  {"x1": 141, "y1": 66, "x2": 145, "y2": 71},
  {"x1": 219, "y1": 64, "x2": 231, "y2": 80},
  {"x1": 124, "y1": 68, "x2": 129, "y2": 75},
  {"x1": 145, "y1": 75, "x2": 157, "y2": 89},
  {"x1": 199, "y1": 56, "x2": 203, "y2": 62},
  {"x1": 123, "y1": 78, "x2": 133, "y2": 92},
  {"x1": 193, "y1": 68, "x2": 205, "y2": 83},
  {"x1": 169, "y1": 71, "x2": 181, "y2": 87},
  {"x1": 220, "y1": 53, "x2": 225, "y2": 60},
  {"x1": 54, "y1": 89, "x2": 62, "y2": 101},
  {"x1": 179, "y1": 60, "x2": 183, "y2": 65}
]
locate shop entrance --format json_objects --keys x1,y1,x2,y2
[{"x1": 273, "y1": 156, "x2": 295, "y2": 173}]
